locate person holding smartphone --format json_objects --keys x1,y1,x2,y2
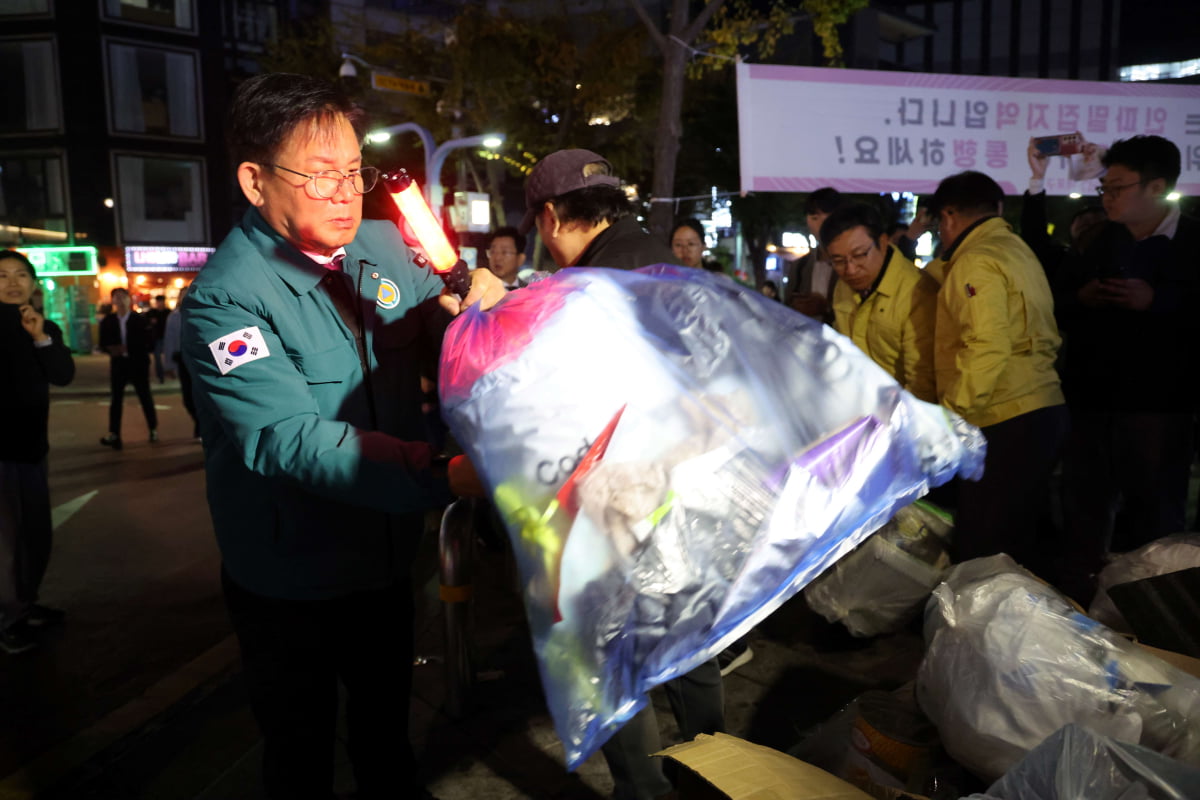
[
  {"x1": 1052, "y1": 135, "x2": 1200, "y2": 605},
  {"x1": 0, "y1": 250, "x2": 74, "y2": 654}
]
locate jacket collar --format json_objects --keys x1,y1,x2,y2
[
  {"x1": 241, "y1": 208, "x2": 330, "y2": 296},
  {"x1": 943, "y1": 215, "x2": 1006, "y2": 263},
  {"x1": 240, "y1": 209, "x2": 381, "y2": 293}
]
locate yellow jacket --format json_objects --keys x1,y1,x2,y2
[
  {"x1": 832, "y1": 246, "x2": 938, "y2": 402},
  {"x1": 925, "y1": 217, "x2": 1064, "y2": 427}
]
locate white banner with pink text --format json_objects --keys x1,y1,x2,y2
[{"x1": 737, "y1": 62, "x2": 1200, "y2": 197}]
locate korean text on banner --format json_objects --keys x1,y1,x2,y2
[{"x1": 736, "y1": 62, "x2": 1200, "y2": 197}]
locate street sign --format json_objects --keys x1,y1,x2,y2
[{"x1": 371, "y1": 72, "x2": 431, "y2": 97}]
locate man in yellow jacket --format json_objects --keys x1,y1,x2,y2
[
  {"x1": 823, "y1": 204, "x2": 938, "y2": 402},
  {"x1": 924, "y1": 171, "x2": 1068, "y2": 571}
]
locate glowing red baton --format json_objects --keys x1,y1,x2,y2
[{"x1": 382, "y1": 170, "x2": 472, "y2": 298}]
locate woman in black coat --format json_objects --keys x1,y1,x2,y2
[{"x1": 0, "y1": 249, "x2": 74, "y2": 654}]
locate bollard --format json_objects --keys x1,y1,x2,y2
[{"x1": 438, "y1": 497, "x2": 475, "y2": 718}]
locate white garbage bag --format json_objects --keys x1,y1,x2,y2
[
  {"x1": 917, "y1": 555, "x2": 1200, "y2": 782},
  {"x1": 1088, "y1": 535, "x2": 1200, "y2": 633}
]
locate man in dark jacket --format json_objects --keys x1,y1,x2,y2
[
  {"x1": 98, "y1": 287, "x2": 157, "y2": 449},
  {"x1": 519, "y1": 148, "x2": 679, "y2": 271},
  {"x1": 0, "y1": 250, "x2": 74, "y2": 654},
  {"x1": 181, "y1": 73, "x2": 502, "y2": 800},
  {"x1": 1054, "y1": 135, "x2": 1199, "y2": 604},
  {"x1": 520, "y1": 149, "x2": 723, "y2": 800}
]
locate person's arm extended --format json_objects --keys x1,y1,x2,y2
[{"x1": 182, "y1": 288, "x2": 440, "y2": 514}]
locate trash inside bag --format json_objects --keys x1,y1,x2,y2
[
  {"x1": 805, "y1": 500, "x2": 954, "y2": 637},
  {"x1": 917, "y1": 555, "x2": 1200, "y2": 782},
  {"x1": 964, "y1": 723, "x2": 1200, "y2": 800},
  {"x1": 1089, "y1": 535, "x2": 1200, "y2": 634},
  {"x1": 788, "y1": 686, "x2": 945, "y2": 796},
  {"x1": 439, "y1": 265, "x2": 985, "y2": 769}
]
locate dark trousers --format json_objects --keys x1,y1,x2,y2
[
  {"x1": 953, "y1": 404, "x2": 1069, "y2": 575},
  {"x1": 601, "y1": 658, "x2": 725, "y2": 800},
  {"x1": 0, "y1": 460, "x2": 52, "y2": 630},
  {"x1": 221, "y1": 569, "x2": 418, "y2": 800},
  {"x1": 152, "y1": 339, "x2": 166, "y2": 383},
  {"x1": 108, "y1": 356, "x2": 157, "y2": 436},
  {"x1": 1059, "y1": 410, "x2": 1193, "y2": 594}
]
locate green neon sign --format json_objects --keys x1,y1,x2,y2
[{"x1": 18, "y1": 246, "x2": 99, "y2": 277}]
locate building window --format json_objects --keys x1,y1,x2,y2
[
  {"x1": 0, "y1": 38, "x2": 62, "y2": 135},
  {"x1": 112, "y1": 152, "x2": 207, "y2": 244},
  {"x1": 102, "y1": 0, "x2": 196, "y2": 33},
  {"x1": 0, "y1": 0, "x2": 52, "y2": 16},
  {"x1": 106, "y1": 39, "x2": 202, "y2": 140},
  {"x1": 223, "y1": 0, "x2": 279, "y2": 50},
  {"x1": 0, "y1": 152, "x2": 69, "y2": 245}
]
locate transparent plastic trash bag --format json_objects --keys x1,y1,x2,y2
[
  {"x1": 965, "y1": 723, "x2": 1200, "y2": 800},
  {"x1": 805, "y1": 500, "x2": 954, "y2": 637},
  {"x1": 1089, "y1": 535, "x2": 1200, "y2": 633},
  {"x1": 917, "y1": 555, "x2": 1200, "y2": 783},
  {"x1": 439, "y1": 265, "x2": 985, "y2": 769}
]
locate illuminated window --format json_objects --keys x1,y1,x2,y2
[
  {"x1": 102, "y1": 0, "x2": 196, "y2": 33},
  {"x1": 106, "y1": 40, "x2": 202, "y2": 140},
  {"x1": 0, "y1": 152, "x2": 69, "y2": 244},
  {"x1": 1119, "y1": 58, "x2": 1200, "y2": 82}
]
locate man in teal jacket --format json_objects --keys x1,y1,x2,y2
[{"x1": 182, "y1": 73, "x2": 502, "y2": 800}]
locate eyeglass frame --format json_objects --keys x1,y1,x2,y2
[
  {"x1": 265, "y1": 163, "x2": 380, "y2": 198},
  {"x1": 829, "y1": 241, "x2": 878, "y2": 271},
  {"x1": 1096, "y1": 179, "x2": 1146, "y2": 198},
  {"x1": 486, "y1": 246, "x2": 520, "y2": 257}
]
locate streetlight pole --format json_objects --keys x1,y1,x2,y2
[{"x1": 368, "y1": 123, "x2": 503, "y2": 218}]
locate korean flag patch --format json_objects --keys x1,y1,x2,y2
[{"x1": 208, "y1": 325, "x2": 270, "y2": 375}]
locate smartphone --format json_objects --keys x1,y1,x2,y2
[{"x1": 1034, "y1": 133, "x2": 1082, "y2": 157}]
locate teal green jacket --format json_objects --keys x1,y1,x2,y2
[{"x1": 182, "y1": 209, "x2": 450, "y2": 600}]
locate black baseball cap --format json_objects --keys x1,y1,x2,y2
[{"x1": 519, "y1": 149, "x2": 620, "y2": 234}]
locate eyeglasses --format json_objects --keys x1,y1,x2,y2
[
  {"x1": 487, "y1": 248, "x2": 518, "y2": 257},
  {"x1": 830, "y1": 244, "x2": 876, "y2": 270},
  {"x1": 267, "y1": 164, "x2": 380, "y2": 198},
  {"x1": 1096, "y1": 180, "x2": 1145, "y2": 198}
]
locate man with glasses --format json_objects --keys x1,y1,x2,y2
[
  {"x1": 1053, "y1": 135, "x2": 1200, "y2": 604},
  {"x1": 822, "y1": 204, "x2": 938, "y2": 402},
  {"x1": 484, "y1": 225, "x2": 529, "y2": 290},
  {"x1": 923, "y1": 171, "x2": 1068, "y2": 575},
  {"x1": 181, "y1": 73, "x2": 502, "y2": 800}
]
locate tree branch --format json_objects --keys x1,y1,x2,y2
[
  {"x1": 681, "y1": 0, "x2": 727, "y2": 45},
  {"x1": 626, "y1": 0, "x2": 668, "y2": 52}
]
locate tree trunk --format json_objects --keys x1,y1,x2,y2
[
  {"x1": 649, "y1": 45, "x2": 687, "y2": 240},
  {"x1": 628, "y1": 0, "x2": 725, "y2": 240}
]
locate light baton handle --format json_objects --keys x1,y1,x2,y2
[{"x1": 382, "y1": 170, "x2": 471, "y2": 299}]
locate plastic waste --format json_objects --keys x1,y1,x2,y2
[
  {"x1": 964, "y1": 723, "x2": 1200, "y2": 800},
  {"x1": 439, "y1": 265, "x2": 985, "y2": 768},
  {"x1": 1088, "y1": 535, "x2": 1200, "y2": 634},
  {"x1": 917, "y1": 555, "x2": 1200, "y2": 782},
  {"x1": 805, "y1": 500, "x2": 954, "y2": 637}
]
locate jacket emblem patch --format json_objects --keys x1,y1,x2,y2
[
  {"x1": 207, "y1": 326, "x2": 270, "y2": 375},
  {"x1": 377, "y1": 278, "x2": 400, "y2": 310}
]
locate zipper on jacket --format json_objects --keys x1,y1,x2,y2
[{"x1": 353, "y1": 259, "x2": 379, "y2": 429}]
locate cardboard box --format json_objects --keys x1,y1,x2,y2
[{"x1": 656, "y1": 733, "x2": 929, "y2": 800}]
